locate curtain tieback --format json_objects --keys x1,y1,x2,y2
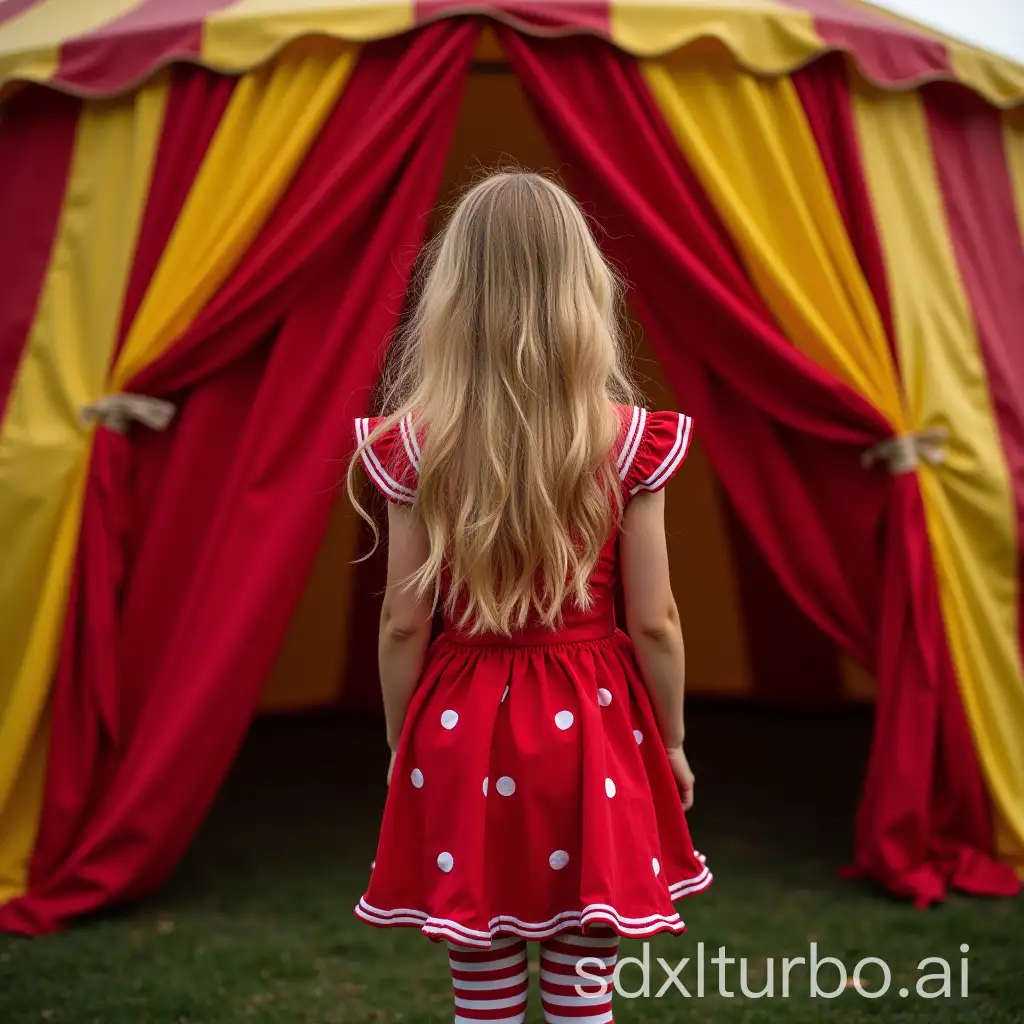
[
  {"x1": 80, "y1": 393, "x2": 176, "y2": 434},
  {"x1": 862, "y1": 428, "x2": 948, "y2": 476}
]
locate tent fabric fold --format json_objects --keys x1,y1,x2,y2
[
  {"x1": 24, "y1": 63, "x2": 239, "y2": 893},
  {"x1": 852, "y1": 84, "x2": 1024, "y2": 877},
  {"x1": 0, "y1": 76, "x2": 170, "y2": 904},
  {"x1": 919, "y1": 87, "x2": 1024, "y2": 874},
  {"x1": 790, "y1": 63, "x2": 1018, "y2": 898},
  {"x1": 639, "y1": 58, "x2": 900, "y2": 412},
  {"x1": 112, "y1": 44, "x2": 358, "y2": 388},
  {"x1": 639, "y1": 51, "x2": 1020, "y2": 901}
]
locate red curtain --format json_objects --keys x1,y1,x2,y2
[
  {"x1": 792, "y1": 62, "x2": 1018, "y2": 901},
  {"x1": 921, "y1": 85, "x2": 1024, "y2": 892},
  {"x1": 497, "y1": 29, "x2": 1018, "y2": 903},
  {"x1": 0, "y1": 87, "x2": 82, "y2": 420},
  {"x1": 0, "y1": 20, "x2": 478, "y2": 935}
]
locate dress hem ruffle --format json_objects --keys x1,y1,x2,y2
[{"x1": 354, "y1": 864, "x2": 713, "y2": 947}]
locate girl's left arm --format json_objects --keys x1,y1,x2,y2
[{"x1": 379, "y1": 501, "x2": 434, "y2": 752}]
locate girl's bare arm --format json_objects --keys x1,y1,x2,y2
[
  {"x1": 620, "y1": 488, "x2": 686, "y2": 748},
  {"x1": 378, "y1": 502, "x2": 434, "y2": 751}
]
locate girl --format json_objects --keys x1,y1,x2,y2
[{"x1": 347, "y1": 172, "x2": 710, "y2": 1024}]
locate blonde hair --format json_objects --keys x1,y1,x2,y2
[{"x1": 347, "y1": 171, "x2": 640, "y2": 635}]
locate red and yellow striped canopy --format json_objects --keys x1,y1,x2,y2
[{"x1": 1, "y1": 0, "x2": 1023, "y2": 107}]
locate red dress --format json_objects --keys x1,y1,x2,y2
[{"x1": 353, "y1": 405, "x2": 711, "y2": 947}]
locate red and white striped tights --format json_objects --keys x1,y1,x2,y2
[{"x1": 448, "y1": 931, "x2": 619, "y2": 1024}]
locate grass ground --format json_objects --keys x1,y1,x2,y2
[{"x1": 1, "y1": 706, "x2": 1021, "y2": 1023}]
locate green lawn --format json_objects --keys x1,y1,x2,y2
[{"x1": 2, "y1": 706, "x2": 1021, "y2": 1023}]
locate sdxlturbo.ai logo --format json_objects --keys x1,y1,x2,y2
[{"x1": 577, "y1": 942, "x2": 972, "y2": 1000}]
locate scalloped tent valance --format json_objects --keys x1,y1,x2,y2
[{"x1": 1, "y1": 0, "x2": 1023, "y2": 108}]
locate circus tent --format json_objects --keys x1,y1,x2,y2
[{"x1": 1, "y1": 0, "x2": 1023, "y2": 933}]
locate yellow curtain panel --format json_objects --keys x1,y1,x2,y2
[
  {"x1": 0, "y1": 79, "x2": 169, "y2": 900},
  {"x1": 114, "y1": 44, "x2": 357, "y2": 387},
  {"x1": 640, "y1": 57, "x2": 904, "y2": 430},
  {"x1": 853, "y1": 85, "x2": 1024, "y2": 870},
  {"x1": 0, "y1": 43, "x2": 359, "y2": 900}
]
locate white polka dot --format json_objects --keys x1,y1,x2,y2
[
  {"x1": 554, "y1": 710, "x2": 574, "y2": 730},
  {"x1": 482, "y1": 777, "x2": 489, "y2": 797},
  {"x1": 370, "y1": 860, "x2": 376, "y2": 870},
  {"x1": 501, "y1": 686, "x2": 509, "y2": 703},
  {"x1": 496, "y1": 776, "x2": 516, "y2": 797},
  {"x1": 605, "y1": 778, "x2": 616, "y2": 798},
  {"x1": 441, "y1": 709, "x2": 459, "y2": 730},
  {"x1": 633, "y1": 729, "x2": 644, "y2": 744},
  {"x1": 410, "y1": 768, "x2": 424, "y2": 788},
  {"x1": 437, "y1": 852, "x2": 454, "y2": 873},
  {"x1": 549, "y1": 850, "x2": 570, "y2": 870},
  {"x1": 597, "y1": 688, "x2": 612, "y2": 707},
  {"x1": 653, "y1": 858, "x2": 661, "y2": 877}
]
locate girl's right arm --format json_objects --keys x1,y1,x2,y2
[
  {"x1": 620, "y1": 487, "x2": 694, "y2": 807},
  {"x1": 379, "y1": 502, "x2": 434, "y2": 756}
]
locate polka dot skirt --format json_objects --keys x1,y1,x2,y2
[{"x1": 355, "y1": 629, "x2": 712, "y2": 947}]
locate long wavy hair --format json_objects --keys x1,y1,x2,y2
[{"x1": 347, "y1": 171, "x2": 640, "y2": 635}]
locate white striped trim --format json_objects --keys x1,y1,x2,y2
[
  {"x1": 355, "y1": 417, "x2": 416, "y2": 503},
  {"x1": 357, "y1": 899, "x2": 484, "y2": 942},
  {"x1": 355, "y1": 894, "x2": 698, "y2": 946},
  {"x1": 668, "y1": 864, "x2": 713, "y2": 898},
  {"x1": 630, "y1": 413, "x2": 692, "y2": 496},
  {"x1": 399, "y1": 412, "x2": 421, "y2": 471},
  {"x1": 617, "y1": 406, "x2": 646, "y2": 481},
  {"x1": 489, "y1": 905, "x2": 678, "y2": 932}
]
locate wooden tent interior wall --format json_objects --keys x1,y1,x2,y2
[{"x1": 259, "y1": 31, "x2": 875, "y2": 711}]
